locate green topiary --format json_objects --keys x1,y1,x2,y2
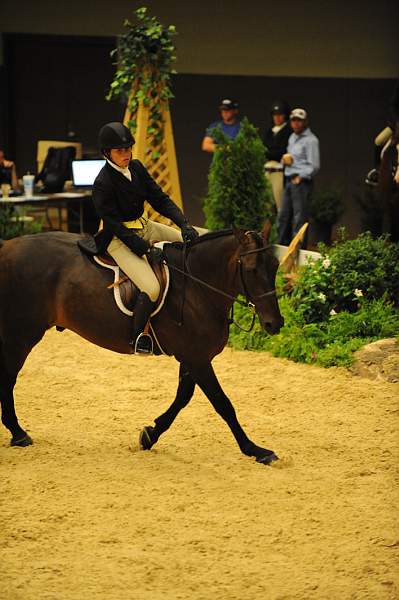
[{"x1": 203, "y1": 117, "x2": 274, "y2": 231}]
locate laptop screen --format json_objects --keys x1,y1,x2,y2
[{"x1": 72, "y1": 159, "x2": 105, "y2": 187}]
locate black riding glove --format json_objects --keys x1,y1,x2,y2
[
  {"x1": 147, "y1": 246, "x2": 164, "y2": 261},
  {"x1": 181, "y1": 222, "x2": 199, "y2": 244}
]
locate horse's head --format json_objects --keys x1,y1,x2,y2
[{"x1": 234, "y1": 229, "x2": 284, "y2": 335}]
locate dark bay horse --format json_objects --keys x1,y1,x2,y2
[
  {"x1": 378, "y1": 121, "x2": 399, "y2": 242},
  {"x1": 0, "y1": 229, "x2": 283, "y2": 464}
]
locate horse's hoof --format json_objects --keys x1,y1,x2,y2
[
  {"x1": 256, "y1": 451, "x2": 279, "y2": 465},
  {"x1": 10, "y1": 434, "x2": 33, "y2": 447},
  {"x1": 139, "y1": 426, "x2": 155, "y2": 451}
]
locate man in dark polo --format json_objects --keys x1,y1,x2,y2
[{"x1": 201, "y1": 98, "x2": 240, "y2": 153}]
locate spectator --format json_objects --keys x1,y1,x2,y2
[
  {"x1": 277, "y1": 108, "x2": 320, "y2": 248},
  {"x1": 0, "y1": 148, "x2": 20, "y2": 192},
  {"x1": 263, "y1": 100, "x2": 292, "y2": 210},
  {"x1": 201, "y1": 99, "x2": 240, "y2": 153}
]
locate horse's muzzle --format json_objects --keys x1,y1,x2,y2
[{"x1": 264, "y1": 317, "x2": 284, "y2": 335}]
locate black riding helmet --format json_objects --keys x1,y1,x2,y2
[
  {"x1": 270, "y1": 100, "x2": 290, "y2": 118},
  {"x1": 98, "y1": 122, "x2": 135, "y2": 153}
]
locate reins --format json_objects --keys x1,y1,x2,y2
[{"x1": 166, "y1": 240, "x2": 276, "y2": 332}]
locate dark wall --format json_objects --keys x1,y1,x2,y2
[
  {"x1": 2, "y1": 34, "x2": 396, "y2": 234},
  {"x1": 171, "y1": 75, "x2": 395, "y2": 232},
  {"x1": 3, "y1": 34, "x2": 120, "y2": 166}
]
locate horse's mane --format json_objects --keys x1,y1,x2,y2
[
  {"x1": 168, "y1": 228, "x2": 264, "y2": 252},
  {"x1": 167, "y1": 229, "x2": 233, "y2": 252},
  {"x1": 191, "y1": 229, "x2": 234, "y2": 244}
]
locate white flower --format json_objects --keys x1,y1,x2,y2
[
  {"x1": 322, "y1": 258, "x2": 331, "y2": 269},
  {"x1": 329, "y1": 309, "x2": 337, "y2": 316},
  {"x1": 318, "y1": 292, "x2": 326, "y2": 302},
  {"x1": 354, "y1": 289, "x2": 363, "y2": 298}
]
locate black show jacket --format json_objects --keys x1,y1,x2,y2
[
  {"x1": 92, "y1": 160, "x2": 186, "y2": 256},
  {"x1": 263, "y1": 122, "x2": 292, "y2": 162}
]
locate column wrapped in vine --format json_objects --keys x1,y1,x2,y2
[{"x1": 107, "y1": 7, "x2": 183, "y2": 223}]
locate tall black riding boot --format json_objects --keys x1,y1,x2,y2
[{"x1": 130, "y1": 292, "x2": 155, "y2": 355}]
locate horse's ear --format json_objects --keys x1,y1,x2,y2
[{"x1": 261, "y1": 220, "x2": 272, "y2": 243}]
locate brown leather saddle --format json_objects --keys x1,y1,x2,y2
[{"x1": 77, "y1": 237, "x2": 168, "y2": 314}]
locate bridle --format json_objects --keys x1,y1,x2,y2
[{"x1": 166, "y1": 238, "x2": 276, "y2": 332}]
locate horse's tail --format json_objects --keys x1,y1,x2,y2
[{"x1": 0, "y1": 239, "x2": 3, "y2": 249}]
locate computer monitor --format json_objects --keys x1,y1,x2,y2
[{"x1": 71, "y1": 159, "x2": 105, "y2": 187}]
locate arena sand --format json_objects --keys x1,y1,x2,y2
[{"x1": 1, "y1": 329, "x2": 398, "y2": 600}]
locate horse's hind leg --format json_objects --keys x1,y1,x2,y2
[
  {"x1": 189, "y1": 362, "x2": 278, "y2": 465},
  {"x1": 0, "y1": 343, "x2": 33, "y2": 447},
  {"x1": 139, "y1": 362, "x2": 195, "y2": 450}
]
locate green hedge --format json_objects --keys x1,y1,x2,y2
[{"x1": 229, "y1": 232, "x2": 399, "y2": 367}]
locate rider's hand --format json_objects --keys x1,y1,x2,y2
[
  {"x1": 148, "y1": 246, "x2": 164, "y2": 261},
  {"x1": 181, "y1": 222, "x2": 199, "y2": 244}
]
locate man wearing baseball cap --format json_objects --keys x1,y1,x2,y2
[
  {"x1": 201, "y1": 98, "x2": 240, "y2": 153},
  {"x1": 277, "y1": 108, "x2": 320, "y2": 248}
]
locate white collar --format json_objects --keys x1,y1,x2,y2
[
  {"x1": 106, "y1": 158, "x2": 131, "y2": 181},
  {"x1": 272, "y1": 122, "x2": 288, "y2": 134}
]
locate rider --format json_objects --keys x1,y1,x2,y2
[
  {"x1": 366, "y1": 82, "x2": 399, "y2": 187},
  {"x1": 365, "y1": 125, "x2": 394, "y2": 187},
  {"x1": 92, "y1": 121, "x2": 199, "y2": 355}
]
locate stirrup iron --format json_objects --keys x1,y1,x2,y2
[{"x1": 134, "y1": 332, "x2": 153, "y2": 355}]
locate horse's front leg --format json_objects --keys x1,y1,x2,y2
[
  {"x1": 139, "y1": 362, "x2": 195, "y2": 450},
  {"x1": 189, "y1": 362, "x2": 278, "y2": 465}
]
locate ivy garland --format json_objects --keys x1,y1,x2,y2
[{"x1": 107, "y1": 7, "x2": 177, "y2": 155}]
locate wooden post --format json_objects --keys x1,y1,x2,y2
[{"x1": 123, "y1": 85, "x2": 183, "y2": 226}]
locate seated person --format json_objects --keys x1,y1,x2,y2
[
  {"x1": 0, "y1": 148, "x2": 20, "y2": 192},
  {"x1": 201, "y1": 98, "x2": 240, "y2": 153}
]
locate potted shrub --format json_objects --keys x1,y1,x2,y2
[{"x1": 309, "y1": 187, "x2": 344, "y2": 245}]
